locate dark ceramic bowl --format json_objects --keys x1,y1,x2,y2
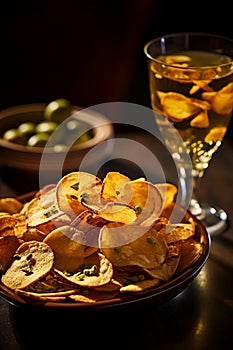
[{"x1": 0, "y1": 190, "x2": 211, "y2": 312}]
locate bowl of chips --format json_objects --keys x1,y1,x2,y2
[
  {"x1": 0, "y1": 100, "x2": 114, "y2": 174},
  {"x1": 0, "y1": 171, "x2": 210, "y2": 310}
]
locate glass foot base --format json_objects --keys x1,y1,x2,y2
[{"x1": 189, "y1": 200, "x2": 228, "y2": 236}]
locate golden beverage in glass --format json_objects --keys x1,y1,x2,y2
[{"x1": 144, "y1": 32, "x2": 233, "y2": 235}]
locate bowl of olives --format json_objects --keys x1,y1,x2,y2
[{"x1": 0, "y1": 99, "x2": 114, "y2": 175}]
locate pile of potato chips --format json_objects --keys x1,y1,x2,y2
[{"x1": 0, "y1": 171, "x2": 205, "y2": 304}]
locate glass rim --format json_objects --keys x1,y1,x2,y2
[{"x1": 144, "y1": 31, "x2": 233, "y2": 69}]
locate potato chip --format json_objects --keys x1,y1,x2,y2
[
  {"x1": 11, "y1": 213, "x2": 28, "y2": 240},
  {"x1": 162, "y1": 224, "x2": 195, "y2": 243},
  {"x1": 176, "y1": 238, "x2": 203, "y2": 274},
  {"x1": 189, "y1": 79, "x2": 213, "y2": 94},
  {"x1": 101, "y1": 171, "x2": 131, "y2": 202},
  {"x1": 43, "y1": 225, "x2": 85, "y2": 273},
  {"x1": 0, "y1": 215, "x2": 17, "y2": 237},
  {"x1": 201, "y1": 91, "x2": 216, "y2": 103},
  {"x1": 119, "y1": 278, "x2": 160, "y2": 293},
  {"x1": 25, "y1": 198, "x2": 50, "y2": 226},
  {"x1": 71, "y1": 211, "x2": 108, "y2": 250},
  {"x1": 145, "y1": 255, "x2": 180, "y2": 281},
  {"x1": 1, "y1": 240, "x2": 54, "y2": 290},
  {"x1": 16, "y1": 289, "x2": 76, "y2": 303},
  {"x1": 160, "y1": 202, "x2": 189, "y2": 224},
  {"x1": 155, "y1": 183, "x2": 178, "y2": 210},
  {"x1": 26, "y1": 195, "x2": 61, "y2": 228},
  {"x1": 190, "y1": 110, "x2": 210, "y2": 128},
  {"x1": 0, "y1": 236, "x2": 20, "y2": 272},
  {"x1": 120, "y1": 180, "x2": 163, "y2": 226},
  {"x1": 93, "y1": 277, "x2": 123, "y2": 292},
  {"x1": 69, "y1": 288, "x2": 119, "y2": 303},
  {"x1": 56, "y1": 171, "x2": 103, "y2": 218},
  {"x1": 23, "y1": 227, "x2": 46, "y2": 242},
  {"x1": 210, "y1": 82, "x2": 233, "y2": 114},
  {"x1": 0, "y1": 197, "x2": 23, "y2": 214},
  {"x1": 159, "y1": 92, "x2": 201, "y2": 121},
  {"x1": 88, "y1": 202, "x2": 137, "y2": 225},
  {"x1": 190, "y1": 98, "x2": 211, "y2": 111},
  {"x1": 54, "y1": 252, "x2": 113, "y2": 288},
  {"x1": 99, "y1": 223, "x2": 168, "y2": 269},
  {"x1": 157, "y1": 90, "x2": 167, "y2": 101}
]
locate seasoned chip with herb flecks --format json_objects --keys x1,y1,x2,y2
[
  {"x1": 56, "y1": 171, "x2": 103, "y2": 218},
  {"x1": 99, "y1": 223, "x2": 168, "y2": 269},
  {"x1": 1, "y1": 240, "x2": 54, "y2": 290},
  {"x1": 54, "y1": 252, "x2": 113, "y2": 288}
]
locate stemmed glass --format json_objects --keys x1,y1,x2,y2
[{"x1": 144, "y1": 32, "x2": 233, "y2": 236}]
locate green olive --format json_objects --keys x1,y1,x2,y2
[
  {"x1": 2, "y1": 128, "x2": 26, "y2": 145},
  {"x1": 18, "y1": 122, "x2": 36, "y2": 138},
  {"x1": 53, "y1": 144, "x2": 67, "y2": 152},
  {"x1": 44, "y1": 98, "x2": 72, "y2": 123},
  {"x1": 65, "y1": 119, "x2": 94, "y2": 146},
  {"x1": 35, "y1": 121, "x2": 59, "y2": 134},
  {"x1": 27, "y1": 133, "x2": 50, "y2": 147},
  {"x1": 74, "y1": 132, "x2": 92, "y2": 145}
]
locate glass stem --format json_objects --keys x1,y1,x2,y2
[{"x1": 189, "y1": 174, "x2": 204, "y2": 217}]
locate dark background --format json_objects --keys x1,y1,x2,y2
[{"x1": 0, "y1": 0, "x2": 232, "y2": 136}]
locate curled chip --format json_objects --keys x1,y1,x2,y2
[
  {"x1": 55, "y1": 252, "x2": 113, "y2": 288},
  {"x1": 120, "y1": 278, "x2": 160, "y2": 294},
  {"x1": 162, "y1": 223, "x2": 195, "y2": 243},
  {"x1": 0, "y1": 215, "x2": 17, "y2": 237},
  {"x1": 202, "y1": 82, "x2": 233, "y2": 115},
  {"x1": 68, "y1": 288, "x2": 119, "y2": 303},
  {"x1": 99, "y1": 223, "x2": 168, "y2": 269},
  {"x1": 145, "y1": 255, "x2": 180, "y2": 282},
  {"x1": 120, "y1": 180, "x2": 163, "y2": 226},
  {"x1": 101, "y1": 171, "x2": 131, "y2": 202},
  {"x1": 176, "y1": 238, "x2": 203, "y2": 274},
  {"x1": 43, "y1": 225, "x2": 85, "y2": 273},
  {"x1": 16, "y1": 289, "x2": 76, "y2": 303},
  {"x1": 190, "y1": 110, "x2": 210, "y2": 128},
  {"x1": 56, "y1": 171, "x2": 103, "y2": 218},
  {"x1": 189, "y1": 79, "x2": 213, "y2": 95},
  {"x1": 0, "y1": 198, "x2": 23, "y2": 214},
  {"x1": 0, "y1": 236, "x2": 20, "y2": 272},
  {"x1": 1, "y1": 240, "x2": 54, "y2": 290},
  {"x1": 158, "y1": 91, "x2": 201, "y2": 121},
  {"x1": 25, "y1": 188, "x2": 63, "y2": 227},
  {"x1": 155, "y1": 183, "x2": 178, "y2": 210},
  {"x1": 82, "y1": 201, "x2": 137, "y2": 225}
]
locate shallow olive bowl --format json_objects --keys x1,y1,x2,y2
[{"x1": 0, "y1": 103, "x2": 114, "y2": 173}]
